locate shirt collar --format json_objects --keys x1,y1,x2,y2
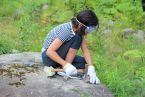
[{"x1": 70, "y1": 22, "x2": 76, "y2": 35}]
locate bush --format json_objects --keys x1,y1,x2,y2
[{"x1": 0, "y1": 34, "x2": 13, "y2": 54}]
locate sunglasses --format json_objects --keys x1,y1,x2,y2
[{"x1": 75, "y1": 18, "x2": 98, "y2": 33}]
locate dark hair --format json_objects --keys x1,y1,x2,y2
[
  {"x1": 77, "y1": 10, "x2": 99, "y2": 26},
  {"x1": 71, "y1": 10, "x2": 99, "y2": 27},
  {"x1": 71, "y1": 18, "x2": 79, "y2": 28},
  {"x1": 71, "y1": 10, "x2": 99, "y2": 35}
]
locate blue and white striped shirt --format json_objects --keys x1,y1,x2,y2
[{"x1": 42, "y1": 22, "x2": 75, "y2": 52}]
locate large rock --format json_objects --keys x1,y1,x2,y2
[
  {"x1": 0, "y1": 52, "x2": 114, "y2": 97},
  {"x1": 122, "y1": 28, "x2": 135, "y2": 38}
]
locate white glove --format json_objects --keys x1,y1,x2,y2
[
  {"x1": 63, "y1": 63, "x2": 77, "y2": 76},
  {"x1": 87, "y1": 65, "x2": 100, "y2": 84}
]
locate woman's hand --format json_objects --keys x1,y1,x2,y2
[
  {"x1": 87, "y1": 65, "x2": 100, "y2": 84},
  {"x1": 63, "y1": 63, "x2": 77, "y2": 75}
]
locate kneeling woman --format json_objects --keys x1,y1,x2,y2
[{"x1": 42, "y1": 10, "x2": 100, "y2": 84}]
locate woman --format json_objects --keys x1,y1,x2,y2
[{"x1": 42, "y1": 10, "x2": 100, "y2": 84}]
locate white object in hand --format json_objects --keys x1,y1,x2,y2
[
  {"x1": 63, "y1": 63, "x2": 77, "y2": 76},
  {"x1": 87, "y1": 65, "x2": 100, "y2": 84},
  {"x1": 44, "y1": 66, "x2": 55, "y2": 76}
]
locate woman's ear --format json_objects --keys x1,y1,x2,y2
[
  {"x1": 76, "y1": 24, "x2": 86, "y2": 36},
  {"x1": 77, "y1": 23, "x2": 82, "y2": 29},
  {"x1": 75, "y1": 23, "x2": 82, "y2": 32}
]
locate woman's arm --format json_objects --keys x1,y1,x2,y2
[
  {"x1": 81, "y1": 36, "x2": 93, "y2": 66},
  {"x1": 46, "y1": 38, "x2": 67, "y2": 66}
]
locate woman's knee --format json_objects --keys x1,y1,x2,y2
[
  {"x1": 73, "y1": 63, "x2": 85, "y2": 69},
  {"x1": 73, "y1": 56, "x2": 86, "y2": 63},
  {"x1": 81, "y1": 57, "x2": 87, "y2": 65},
  {"x1": 41, "y1": 50, "x2": 58, "y2": 68},
  {"x1": 72, "y1": 56, "x2": 86, "y2": 69}
]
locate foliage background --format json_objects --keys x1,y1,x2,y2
[{"x1": 0, "y1": 0, "x2": 145, "y2": 97}]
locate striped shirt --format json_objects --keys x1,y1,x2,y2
[{"x1": 42, "y1": 22, "x2": 75, "y2": 52}]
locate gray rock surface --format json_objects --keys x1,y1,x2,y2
[
  {"x1": 135, "y1": 30, "x2": 145, "y2": 44},
  {"x1": 122, "y1": 28, "x2": 135, "y2": 38},
  {"x1": 0, "y1": 52, "x2": 114, "y2": 97}
]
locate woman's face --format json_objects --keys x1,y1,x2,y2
[
  {"x1": 85, "y1": 26, "x2": 96, "y2": 34},
  {"x1": 77, "y1": 23, "x2": 96, "y2": 35}
]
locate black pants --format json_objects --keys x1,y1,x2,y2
[{"x1": 41, "y1": 34, "x2": 86, "y2": 69}]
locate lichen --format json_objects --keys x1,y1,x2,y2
[{"x1": 0, "y1": 63, "x2": 39, "y2": 87}]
